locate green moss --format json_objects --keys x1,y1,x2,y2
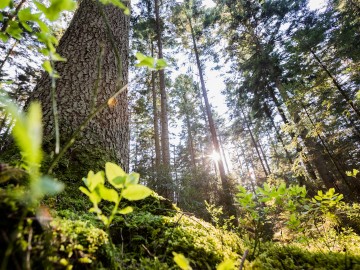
[
  {"x1": 109, "y1": 211, "x2": 243, "y2": 269},
  {"x1": 247, "y1": 244, "x2": 360, "y2": 270}
]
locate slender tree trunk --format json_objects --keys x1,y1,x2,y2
[
  {"x1": 239, "y1": 107, "x2": 268, "y2": 176},
  {"x1": 185, "y1": 110, "x2": 197, "y2": 171},
  {"x1": 29, "y1": 0, "x2": 129, "y2": 174},
  {"x1": 187, "y1": 15, "x2": 236, "y2": 218},
  {"x1": 155, "y1": 0, "x2": 173, "y2": 200},
  {"x1": 263, "y1": 103, "x2": 293, "y2": 164},
  {"x1": 257, "y1": 139, "x2": 271, "y2": 174},
  {"x1": 151, "y1": 42, "x2": 161, "y2": 171}
]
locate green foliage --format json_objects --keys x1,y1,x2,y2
[
  {"x1": 247, "y1": 244, "x2": 360, "y2": 269},
  {"x1": 235, "y1": 183, "x2": 359, "y2": 256},
  {"x1": 135, "y1": 52, "x2": 168, "y2": 70},
  {"x1": 205, "y1": 201, "x2": 235, "y2": 230},
  {"x1": 0, "y1": 0, "x2": 75, "y2": 74},
  {"x1": 216, "y1": 259, "x2": 236, "y2": 270},
  {"x1": 99, "y1": 0, "x2": 130, "y2": 15},
  {"x1": 80, "y1": 162, "x2": 152, "y2": 228},
  {"x1": 346, "y1": 169, "x2": 359, "y2": 178},
  {"x1": 45, "y1": 218, "x2": 109, "y2": 268},
  {"x1": 173, "y1": 252, "x2": 192, "y2": 270},
  {"x1": 0, "y1": 94, "x2": 63, "y2": 203},
  {"x1": 34, "y1": 0, "x2": 76, "y2": 21}
]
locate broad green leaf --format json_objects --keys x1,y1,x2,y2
[
  {"x1": 135, "y1": 52, "x2": 156, "y2": 68},
  {"x1": 35, "y1": 0, "x2": 76, "y2": 21},
  {"x1": 79, "y1": 186, "x2": 92, "y2": 197},
  {"x1": 37, "y1": 20, "x2": 50, "y2": 34},
  {"x1": 85, "y1": 171, "x2": 105, "y2": 191},
  {"x1": 173, "y1": 252, "x2": 192, "y2": 270},
  {"x1": 98, "y1": 185, "x2": 118, "y2": 203},
  {"x1": 105, "y1": 162, "x2": 126, "y2": 188},
  {"x1": 118, "y1": 206, "x2": 133, "y2": 214},
  {"x1": 18, "y1": 8, "x2": 41, "y2": 32},
  {"x1": 0, "y1": 33, "x2": 9, "y2": 42},
  {"x1": 36, "y1": 176, "x2": 64, "y2": 196},
  {"x1": 0, "y1": 13, "x2": 2, "y2": 21},
  {"x1": 4, "y1": 101, "x2": 43, "y2": 166},
  {"x1": 6, "y1": 21, "x2": 23, "y2": 40},
  {"x1": 126, "y1": 172, "x2": 139, "y2": 185},
  {"x1": 42, "y1": 60, "x2": 53, "y2": 74},
  {"x1": 80, "y1": 187, "x2": 101, "y2": 207},
  {"x1": 135, "y1": 52, "x2": 147, "y2": 61},
  {"x1": 216, "y1": 259, "x2": 236, "y2": 270},
  {"x1": 18, "y1": 8, "x2": 41, "y2": 22},
  {"x1": 0, "y1": 0, "x2": 11, "y2": 9},
  {"x1": 51, "y1": 52, "x2": 66, "y2": 61},
  {"x1": 136, "y1": 57, "x2": 155, "y2": 69},
  {"x1": 26, "y1": 102, "x2": 43, "y2": 164},
  {"x1": 156, "y1": 58, "x2": 167, "y2": 70},
  {"x1": 122, "y1": 184, "x2": 152, "y2": 201},
  {"x1": 89, "y1": 191, "x2": 101, "y2": 205}
]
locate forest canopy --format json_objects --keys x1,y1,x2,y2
[{"x1": 0, "y1": 0, "x2": 360, "y2": 269}]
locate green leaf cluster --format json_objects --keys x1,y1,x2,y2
[
  {"x1": 80, "y1": 162, "x2": 152, "y2": 227},
  {"x1": 135, "y1": 52, "x2": 168, "y2": 70},
  {"x1": 0, "y1": 1, "x2": 73, "y2": 76},
  {"x1": 34, "y1": 0, "x2": 76, "y2": 21},
  {"x1": 235, "y1": 183, "x2": 351, "y2": 255}
]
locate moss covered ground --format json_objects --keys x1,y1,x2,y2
[{"x1": 1, "y1": 164, "x2": 360, "y2": 269}]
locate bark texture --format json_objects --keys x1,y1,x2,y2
[{"x1": 31, "y1": 0, "x2": 129, "y2": 172}]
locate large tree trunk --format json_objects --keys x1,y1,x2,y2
[{"x1": 30, "y1": 0, "x2": 129, "y2": 173}]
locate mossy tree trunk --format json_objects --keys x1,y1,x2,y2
[{"x1": 30, "y1": 0, "x2": 129, "y2": 174}]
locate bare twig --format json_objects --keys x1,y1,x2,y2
[
  {"x1": 25, "y1": 227, "x2": 33, "y2": 270},
  {"x1": 239, "y1": 249, "x2": 249, "y2": 270}
]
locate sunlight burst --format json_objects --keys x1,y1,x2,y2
[{"x1": 209, "y1": 151, "x2": 221, "y2": 161}]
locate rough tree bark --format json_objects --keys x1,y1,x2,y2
[{"x1": 30, "y1": 0, "x2": 129, "y2": 173}]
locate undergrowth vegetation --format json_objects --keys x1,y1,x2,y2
[{"x1": 1, "y1": 0, "x2": 360, "y2": 269}]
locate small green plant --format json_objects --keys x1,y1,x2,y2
[
  {"x1": 235, "y1": 182, "x2": 355, "y2": 254},
  {"x1": 0, "y1": 94, "x2": 64, "y2": 203},
  {"x1": 0, "y1": 94, "x2": 64, "y2": 270},
  {"x1": 346, "y1": 168, "x2": 359, "y2": 178},
  {"x1": 80, "y1": 162, "x2": 152, "y2": 228},
  {"x1": 135, "y1": 52, "x2": 168, "y2": 70}
]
